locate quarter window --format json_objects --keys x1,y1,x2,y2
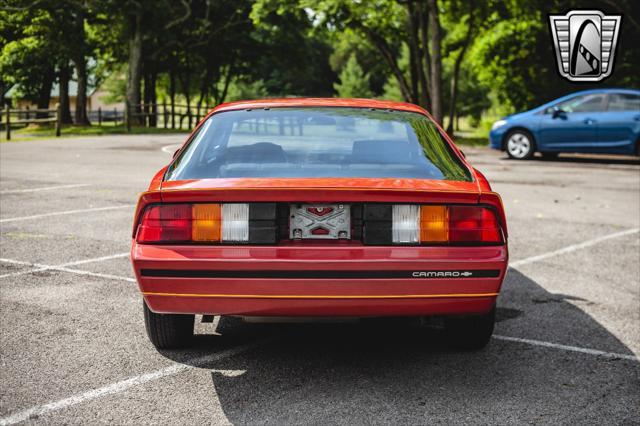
[{"x1": 607, "y1": 93, "x2": 640, "y2": 111}]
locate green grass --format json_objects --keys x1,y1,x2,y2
[
  {"x1": 452, "y1": 135, "x2": 489, "y2": 147},
  {"x1": 2, "y1": 124, "x2": 187, "y2": 142}
]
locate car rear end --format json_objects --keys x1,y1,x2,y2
[{"x1": 130, "y1": 100, "x2": 508, "y2": 349}]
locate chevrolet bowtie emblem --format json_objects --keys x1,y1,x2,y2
[{"x1": 549, "y1": 10, "x2": 622, "y2": 82}]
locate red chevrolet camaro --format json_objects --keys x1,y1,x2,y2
[{"x1": 131, "y1": 98, "x2": 508, "y2": 350}]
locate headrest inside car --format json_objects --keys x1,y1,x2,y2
[{"x1": 224, "y1": 142, "x2": 287, "y2": 163}]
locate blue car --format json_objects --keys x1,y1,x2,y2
[{"x1": 489, "y1": 88, "x2": 640, "y2": 159}]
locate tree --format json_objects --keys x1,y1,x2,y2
[
  {"x1": 68, "y1": 2, "x2": 92, "y2": 125},
  {"x1": 443, "y1": 0, "x2": 478, "y2": 134},
  {"x1": 427, "y1": 0, "x2": 443, "y2": 124},
  {"x1": 1, "y1": 0, "x2": 95, "y2": 123},
  {"x1": 257, "y1": 0, "x2": 446, "y2": 123},
  {"x1": 250, "y1": 0, "x2": 335, "y2": 97},
  {"x1": 333, "y1": 54, "x2": 373, "y2": 98},
  {"x1": 0, "y1": 4, "x2": 58, "y2": 114}
]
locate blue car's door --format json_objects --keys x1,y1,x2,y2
[
  {"x1": 537, "y1": 93, "x2": 607, "y2": 151},
  {"x1": 595, "y1": 92, "x2": 640, "y2": 154}
]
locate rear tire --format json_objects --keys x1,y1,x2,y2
[
  {"x1": 143, "y1": 301, "x2": 194, "y2": 349},
  {"x1": 444, "y1": 306, "x2": 495, "y2": 351},
  {"x1": 505, "y1": 130, "x2": 536, "y2": 160}
]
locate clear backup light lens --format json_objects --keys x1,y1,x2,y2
[
  {"x1": 392, "y1": 205, "x2": 420, "y2": 243},
  {"x1": 222, "y1": 203, "x2": 249, "y2": 242}
]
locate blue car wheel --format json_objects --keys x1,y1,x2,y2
[{"x1": 505, "y1": 129, "x2": 536, "y2": 160}]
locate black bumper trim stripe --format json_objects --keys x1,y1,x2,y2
[{"x1": 140, "y1": 269, "x2": 501, "y2": 279}]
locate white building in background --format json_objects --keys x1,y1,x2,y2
[{"x1": 4, "y1": 81, "x2": 124, "y2": 112}]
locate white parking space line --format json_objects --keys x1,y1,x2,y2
[
  {"x1": 0, "y1": 221, "x2": 638, "y2": 423},
  {"x1": 510, "y1": 227, "x2": 639, "y2": 268},
  {"x1": 0, "y1": 253, "x2": 130, "y2": 279},
  {"x1": 161, "y1": 143, "x2": 182, "y2": 154},
  {"x1": 61, "y1": 252, "x2": 130, "y2": 267},
  {"x1": 54, "y1": 266, "x2": 136, "y2": 282},
  {"x1": 0, "y1": 331, "x2": 635, "y2": 426},
  {"x1": 493, "y1": 335, "x2": 639, "y2": 362},
  {"x1": 0, "y1": 205, "x2": 135, "y2": 223},
  {"x1": 0, "y1": 184, "x2": 92, "y2": 194},
  {"x1": 0, "y1": 340, "x2": 268, "y2": 426}
]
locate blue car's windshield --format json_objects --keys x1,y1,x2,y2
[{"x1": 165, "y1": 107, "x2": 471, "y2": 181}]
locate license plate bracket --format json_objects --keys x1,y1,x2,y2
[{"x1": 289, "y1": 204, "x2": 351, "y2": 239}]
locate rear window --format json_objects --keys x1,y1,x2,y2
[{"x1": 165, "y1": 107, "x2": 471, "y2": 181}]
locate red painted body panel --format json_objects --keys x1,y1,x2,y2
[
  {"x1": 144, "y1": 296, "x2": 497, "y2": 317},
  {"x1": 131, "y1": 98, "x2": 509, "y2": 317},
  {"x1": 132, "y1": 244, "x2": 507, "y2": 316}
]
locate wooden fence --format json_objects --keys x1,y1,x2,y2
[
  {"x1": 125, "y1": 101, "x2": 213, "y2": 131},
  {"x1": 2, "y1": 104, "x2": 61, "y2": 140},
  {"x1": 1, "y1": 101, "x2": 215, "y2": 139}
]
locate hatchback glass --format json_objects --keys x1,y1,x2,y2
[{"x1": 166, "y1": 107, "x2": 471, "y2": 181}]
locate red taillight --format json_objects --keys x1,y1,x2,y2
[
  {"x1": 449, "y1": 206, "x2": 501, "y2": 243},
  {"x1": 136, "y1": 204, "x2": 192, "y2": 243},
  {"x1": 135, "y1": 203, "x2": 249, "y2": 244},
  {"x1": 392, "y1": 204, "x2": 503, "y2": 244}
]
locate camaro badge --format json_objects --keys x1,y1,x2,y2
[{"x1": 548, "y1": 10, "x2": 621, "y2": 81}]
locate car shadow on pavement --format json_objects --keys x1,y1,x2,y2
[
  {"x1": 504, "y1": 154, "x2": 640, "y2": 166},
  {"x1": 158, "y1": 269, "x2": 639, "y2": 423}
]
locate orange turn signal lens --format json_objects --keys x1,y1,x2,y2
[
  {"x1": 420, "y1": 205, "x2": 449, "y2": 243},
  {"x1": 191, "y1": 204, "x2": 221, "y2": 242}
]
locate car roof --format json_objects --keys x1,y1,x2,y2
[
  {"x1": 526, "y1": 88, "x2": 640, "y2": 113},
  {"x1": 552, "y1": 88, "x2": 639, "y2": 101},
  {"x1": 211, "y1": 98, "x2": 428, "y2": 115}
]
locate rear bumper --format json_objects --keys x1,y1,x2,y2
[{"x1": 131, "y1": 243, "x2": 508, "y2": 317}]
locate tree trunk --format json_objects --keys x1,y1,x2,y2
[
  {"x1": 143, "y1": 70, "x2": 157, "y2": 127},
  {"x1": 406, "y1": 0, "x2": 420, "y2": 104},
  {"x1": 427, "y1": 0, "x2": 443, "y2": 124},
  {"x1": 358, "y1": 24, "x2": 412, "y2": 102},
  {"x1": 72, "y1": 4, "x2": 90, "y2": 126},
  {"x1": 73, "y1": 59, "x2": 90, "y2": 125},
  {"x1": 127, "y1": 12, "x2": 143, "y2": 125},
  {"x1": 150, "y1": 72, "x2": 157, "y2": 127},
  {"x1": 446, "y1": 6, "x2": 475, "y2": 135},
  {"x1": 36, "y1": 67, "x2": 55, "y2": 119},
  {"x1": 179, "y1": 60, "x2": 192, "y2": 128},
  {"x1": 169, "y1": 67, "x2": 176, "y2": 129},
  {"x1": 417, "y1": 1, "x2": 430, "y2": 109},
  {"x1": 218, "y1": 64, "x2": 233, "y2": 105},
  {"x1": 196, "y1": 67, "x2": 211, "y2": 120},
  {"x1": 58, "y1": 66, "x2": 73, "y2": 124},
  {"x1": 74, "y1": 58, "x2": 90, "y2": 125}
]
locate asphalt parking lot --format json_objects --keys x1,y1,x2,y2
[{"x1": 1, "y1": 135, "x2": 639, "y2": 425}]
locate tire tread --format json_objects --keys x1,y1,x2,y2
[
  {"x1": 143, "y1": 302, "x2": 194, "y2": 349},
  {"x1": 444, "y1": 307, "x2": 495, "y2": 351}
]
